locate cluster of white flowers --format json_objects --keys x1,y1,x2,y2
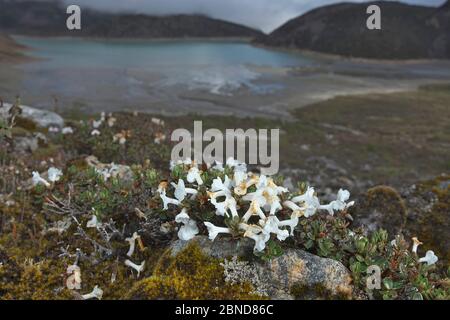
[
  {"x1": 32, "y1": 167, "x2": 63, "y2": 188},
  {"x1": 94, "y1": 164, "x2": 122, "y2": 182},
  {"x1": 113, "y1": 130, "x2": 130, "y2": 145},
  {"x1": 160, "y1": 158, "x2": 355, "y2": 252},
  {"x1": 90, "y1": 112, "x2": 116, "y2": 136},
  {"x1": 62, "y1": 127, "x2": 74, "y2": 135}
]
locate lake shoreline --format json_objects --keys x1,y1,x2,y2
[
  {"x1": 0, "y1": 33, "x2": 35, "y2": 63},
  {"x1": 252, "y1": 43, "x2": 450, "y2": 65}
]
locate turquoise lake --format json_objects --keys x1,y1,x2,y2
[
  {"x1": 14, "y1": 36, "x2": 315, "y2": 95},
  {"x1": 7, "y1": 36, "x2": 449, "y2": 118}
]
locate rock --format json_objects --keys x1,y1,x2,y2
[
  {"x1": 168, "y1": 236, "x2": 354, "y2": 300},
  {"x1": 1, "y1": 103, "x2": 64, "y2": 128},
  {"x1": 169, "y1": 235, "x2": 255, "y2": 259},
  {"x1": 12, "y1": 131, "x2": 48, "y2": 154},
  {"x1": 14, "y1": 136, "x2": 39, "y2": 153},
  {"x1": 262, "y1": 249, "x2": 353, "y2": 300}
]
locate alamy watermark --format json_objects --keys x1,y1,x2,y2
[
  {"x1": 367, "y1": 5, "x2": 381, "y2": 30},
  {"x1": 366, "y1": 265, "x2": 382, "y2": 290},
  {"x1": 170, "y1": 121, "x2": 279, "y2": 175},
  {"x1": 66, "y1": 5, "x2": 81, "y2": 30}
]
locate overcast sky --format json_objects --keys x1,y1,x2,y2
[{"x1": 63, "y1": 0, "x2": 446, "y2": 33}]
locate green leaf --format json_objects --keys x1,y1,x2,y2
[
  {"x1": 383, "y1": 278, "x2": 394, "y2": 290},
  {"x1": 304, "y1": 239, "x2": 314, "y2": 250}
]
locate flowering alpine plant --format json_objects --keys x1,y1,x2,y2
[{"x1": 159, "y1": 158, "x2": 355, "y2": 253}]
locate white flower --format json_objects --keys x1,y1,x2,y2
[
  {"x1": 91, "y1": 129, "x2": 101, "y2": 136},
  {"x1": 212, "y1": 161, "x2": 224, "y2": 172},
  {"x1": 320, "y1": 189, "x2": 355, "y2": 216},
  {"x1": 82, "y1": 285, "x2": 103, "y2": 300},
  {"x1": 157, "y1": 181, "x2": 168, "y2": 194},
  {"x1": 210, "y1": 196, "x2": 239, "y2": 218},
  {"x1": 160, "y1": 191, "x2": 181, "y2": 210},
  {"x1": 175, "y1": 209, "x2": 199, "y2": 241},
  {"x1": 291, "y1": 187, "x2": 316, "y2": 203},
  {"x1": 412, "y1": 237, "x2": 423, "y2": 254},
  {"x1": 187, "y1": 166, "x2": 203, "y2": 185},
  {"x1": 95, "y1": 168, "x2": 111, "y2": 181},
  {"x1": 278, "y1": 213, "x2": 300, "y2": 236},
  {"x1": 211, "y1": 177, "x2": 231, "y2": 192},
  {"x1": 154, "y1": 132, "x2": 166, "y2": 144},
  {"x1": 262, "y1": 216, "x2": 289, "y2": 241},
  {"x1": 151, "y1": 117, "x2": 165, "y2": 126},
  {"x1": 126, "y1": 232, "x2": 140, "y2": 257},
  {"x1": 32, "y1": 171, "x2": 50, "y2": 187},
  {"x1": 92, "y1": 120, "x2": 103, "y2": 129},
  {"x1": 204, "y1": 222, "x2": 231, "y2": 241},
  {"x1": 124, "y1": 259, "x2": 146, "y2": 277},
  {"x1": 302, "y1": 196, "x2": 320, "y2": 217},
  {"x1": 47, "y1": 167, "x2": 63, "y2": 182},
  {"x1": 113, "y1": 132, "x2": 127, "y2": 145},
  {"x1": 171, "y1": 179, "x2": 198, "y2": 202},
  {"x1": 48, "y1": 126, "x2": 60, "y2": 133},
  {"x1": 209, "y1": 176, "x2": 232, "y2": 198},
  {"x1": 418, "y1": 250, "x2": 438, "y2": 266},
  {"x1": 86, "y1": 215, "x2": 99, "y2": 228},
  {"x1": 291, "y1": 187, "x2": 320, "y2": 217},
  {"x1": 233, "y1": 171, "x2": 249, "y2": 195},
  {"x1": 107, "y1": 116, "x2": 116, "y2": 127},
  {"x1": 242, "y1": 199, "x2": 266, "y2": 222},
  {"x1": 226, "y1": 157, "x2": 247, "y2": 172},
  {"x1": 66, "y1": 264, "x2": 82, "y2": 290},
  {"x1": 282, "y1": 200, "x2": 303, "y2": 217},
  {"x1": 243, "y1": 176, "x2": 284, "y2": 216},
  {"x1": 242, "y1": 227, "x2": 270, "y2": 252},
  {"x1": 62, "y1": 127, "x2": 73, "y2": 134}
]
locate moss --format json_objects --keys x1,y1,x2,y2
[
  {"x1": 31, "y1": 143, "x2": 61, "y2": 160},
  {"x1": 0, "y1": 257, "x2": 73, "y2": 300},
  {"x1": 354, "y1": 185, "x2": 407, "y2": 236},
  {"x1": 0, "y1": 189, "x2": 166, "y2": 300},
  {"x1": 125, "y1": 243, "x2": 265, "y2": 300},
  {"x1": 10, "y1": 126, "x2": 30, "y2": 137},
  {"x1": 14, "y1": 116, "x2": 38, "y2": 132}
]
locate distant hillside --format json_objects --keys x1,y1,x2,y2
[
  {"x1": 255, "y1": 1, "x2": 450, "y2": 60},
  {"x1": 426, "y1": 0, "x2": 450, "y2": 58},
  {"x1": 0, "y1": 0, "x2": 263, "y2": 39}
]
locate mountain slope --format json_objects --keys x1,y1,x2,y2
[
  {"x1": 256, "y1": 1, "x2": 449, "y2": 60},
  {"x1": 426, "y1": 0, "x2": 450, "y2": 58},
  {"x1": 0, "y1": 0, "x2": 263, "y2": 39}
]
